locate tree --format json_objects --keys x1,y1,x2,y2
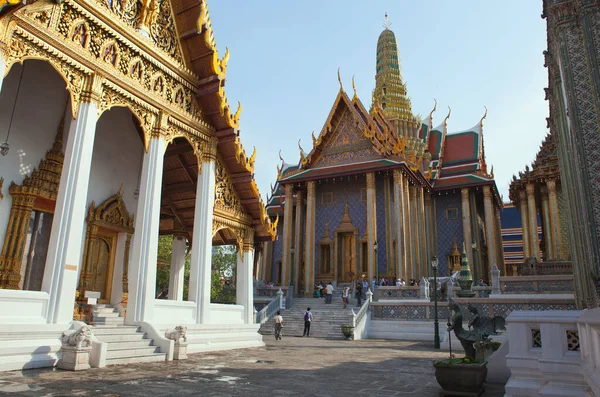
[{"x1": 211, "y1": 245, "x2": 237, "y2": 304}]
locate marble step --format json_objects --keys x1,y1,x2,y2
[
  {"x1": 92, "y1": 312, "x2": 120, "y2": 318},
  {"x1": 105, "y1": 340, "x2": 154, "y2": 350},
  {"x1": 92, "y1": 326, "x2": 141, "y2": 335},
  {"x1": 105, "y1": 353, "x2": 166, "y2": 366},
  {"x1": 92, "y1": 317, "x2": 125, "y2": 325},
  {"x1": 106, "y1": 346, "x2": 161, "y2": 359},
  {"x1": 96, "y1": 333, "x2": 146, "y2": 343},
  {"x1": 93, "y1": 307, "x2": 118, "y2": 314}
]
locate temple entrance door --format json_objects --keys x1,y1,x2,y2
[
  {"x1": 89, "y1": 228, "x2": 117, "y2": 303},
  {"x1": 337, "y1": 233, "x2": 355, "y2": 282}
]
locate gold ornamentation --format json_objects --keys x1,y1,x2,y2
[
  {"x1": 214, "y1": 156, "x2": 244, "y2": 217},
  {"x1": 232, "y1": 132, "x2": 255, "y2": 172},
  {"x1": 0, "y1": 122, "x2": 65, "y2": 289},
  {"x1": 69, "y1": 20, "x2": 90, "y2": 49},
  {"x1": 101, "y1": 40, "x2": 119, "y2": 66}
]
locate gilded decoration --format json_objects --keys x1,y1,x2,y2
[
  {"x1": 79, "y1": 187, "x2": 134, "y2": 300},
  {"x1": 212, "y1": 216, "x2": 246, "y2": 254},
  {"x1": 0, "y1": 122, "x2": 65, "y2": 289},
  {"x1": 3, "y1": 0, "x2": 209, "y2": 129},
  {"x1": 214, "y1": 156, "x2": 245, "y2": 220}
]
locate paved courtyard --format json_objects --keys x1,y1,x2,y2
[{"x1": 0, "y1": 337, "x2": 505, "y2": 396}]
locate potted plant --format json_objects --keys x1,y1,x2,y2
[
  {"x1": 340, "y1": 324, "x2": 354, "y2": 340},
  {"x1": 433, "y1": 356, "x2": 488, "y2": 397}
]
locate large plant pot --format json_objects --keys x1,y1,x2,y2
[
  {"x1": 433, "y1": 360, "x2": 487, "y2": 397},
  {"x1": 340, "y1": 325, "x2": 354, "y2": 340}
]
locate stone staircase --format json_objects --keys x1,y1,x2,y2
[
  {"x1": 90, "y1": 304, "x2": 166, "y2": 366},
  {"x1": 259, "y1": 286, "x2": 364, "y2": 340}
]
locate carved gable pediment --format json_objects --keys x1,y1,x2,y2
[
  {"x1": 214, "y1": 156, "x2": 247, "y2": 221},
  {"x1": 87, "y1": 188, "x2": 134, "y2": 232}
]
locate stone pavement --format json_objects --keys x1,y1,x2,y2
[{"x1": 0, "y1": 337, "x2": 505, "y2": 396}]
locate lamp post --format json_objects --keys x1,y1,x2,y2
[
  {"x1": 432, "y1": 255, "x2": 440, "y2": 349},
  {"x1": 373, "y1": 240, "x2": 379, "y2": 290}
]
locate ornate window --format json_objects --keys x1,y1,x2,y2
[
  {"x1": 322, "y1": 192, "x2": 333, "y2": 205},
  {"x1": 318, "y1": 220, "x2": 333, "y2": 276},
  {"x1": 360, "y1": 188, "x2": 367, "y2": 202},
  {"x1": 446, "y1": 208, "x2": 459, "y2": 220}
]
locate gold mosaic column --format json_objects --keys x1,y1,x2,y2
[
  {"x1": 540, "y1": 185, "x2": 553, "y2": 260},
  {"x1": 383, "y1": 177, "x2": 393, "y2": 276},
  {"x1": 402, "y1": 175, "x2": 412, "y2": 280},
  {"x1": 417, "y1": 187, "x2": 427, "y2": 277},
  {"x1": 546, "y1": 179, "x2": 562, "y2": 260},
  {"x1": 494, "y1": 207, "x2": 505, "y2": 275},
  {"x1": 409, "y1": 185, "x2": 418, "y2": 279},
  {"x1": 461, "y1": 188, "x2": 474, "y2": 268},
  {"x1": 483, "y1": 185, "x2": 497, "y2": 279},
  {"x1": 304, "y1": 181, "x2": 316, "y2": 296},
  {"x1": 293, "y1": 190, "x2": 304, "y2": 293},
  {"x1": 519, "y1": 190, "x2": 531, "y2": 258},
  {"x1": 281, "y1": 185, "x2": 294, "y2": 287},
  {"x1": 425, "y1": 192, "x2": 435, "y2": 272},
  {"x1": 526, "y1": 183, "x2": 540, "y2": 260},
  {"x1": 392, "y1": 170, "x2": 405, "y2": 279},
  {"x1": 366, "y1": 173, "x2": 377, "y2": 280}
]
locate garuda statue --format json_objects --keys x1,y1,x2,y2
[{"x1": 448, "y1": 301, "x2": 505, "y2": 358}]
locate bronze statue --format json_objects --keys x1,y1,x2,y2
[
  {"x1": 448, "y1": 301, "x2": 479, "y2": 357},
  {"x1": 448, "y1": 301, "x2": 505, "y2": 358},
  {"x1": 467, "y1": 303, "x2": 506, "y2": 339}
]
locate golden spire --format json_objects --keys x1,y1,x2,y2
[
  {"x1": 352, "y1": 75, "x2": 357, "y2": 100},
  {"x1": 384, "y1": 12, "x2": 391, "y2": 30},
  {"x1": 337, "y1": 67, "x2": 343, "y2": 91}
]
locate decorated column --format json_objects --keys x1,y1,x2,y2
[
  {"x1": 281, "y1": 185, "x2": 294, "y2": 287},
  {"x1": 366, "y1": 173, "x2": 377, "y2": 280},
  {"x1": 188, "y1": 138, "x2": 217, "y2": 324},
  {"x1": 526, "y1": 183, "x2": 540, "y2": 260},
  {"x1": 293, "y1": 190, "x2": 303, "y2": 293},
  {"x1": 518, "y1": 190, "x2": 531, "y2": 258},
  {"x1": 494, "y1": 207, "x2": 505, "y2": 275},
  {"x1": 402, "y1": 175, "x2": 412, "y2": 280},
  {"x1": 237, "y1": 229, "x2": 255, "y2": 324},
  {"x1": 168, "y1": 235, "x2": 187, "y2": 301},
  {"x1": 126, "y1": 114, "x2": 167, "y2": 325},
  {"x1": 540, "y1": 185, "x2": 553, "y2": 260},
  {"x1": 392, "y1": 170, "x2": 404, "y2": 279},
  {"x1": 304, "y1": 181, "x2": 316, "y2": 297},
  {"x1": 409, "y1": 185, "x2": 418, "y2": 278},
  {"x1": 483, "y1": 185, "x2": 497, "y2": 279},
  {"x1": 417, "y1": 187, "x2": 427, "y2": 276},
  {"x1": 41, "y1": 74, "x2": 101, "y2": 324},
  {"x1": 546, "y1": 179, "x2": 562, "y2": 259},
  {"x1": 460, "y1": 188, "x2": 473, "y2": 271}
]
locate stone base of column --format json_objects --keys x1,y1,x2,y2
[
  {"x1": 58, "y1": 346, "x2": 91, "y2": 371},
  {"x1": 173, "y1": 342, "x2": 188, "y2": 360}
]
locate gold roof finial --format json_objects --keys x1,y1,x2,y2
[
  {"x1": 384, "y1": 12, "x2": 391, "y2": 29},
  {"x1": 444, "y1": 106, "x2": 451, "y2": 127},
  {"x1": 352, "y1": 75, "x2": 357, "y2": 99},
  {"x1": 429, "y1": 99, "x2": 437, "y2": 120},
  {"x1": 337, "y1": 67, "x2": 343, "y2": 90},
  {"x1": 278, "y1": 149, "x2": 284, "y2": 163},
  {"x1": 480, "y1": 106, "x2": 488, "y2": 128}
]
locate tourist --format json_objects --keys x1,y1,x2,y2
[
  {"x1": 362, "y1": 278, "x2": 369, "y2": 298},
  {"x1": 355, "y1": 282, "x2": 363, "y2": 306},
  {"x1": 326, "y1": 282, "x2": 334, "y2": 304},
  {"x1": 342, "y1": 286, "x2": 350, "y2": 308},
  {"x1": 274, "y1": 311, "x2": 283, "y2": 340},
  {"x1": 395, "y1": 278, "x2": 402, "y2": 287},
  {"x1": 371, "y1": 277, "x2": 376, "y2": 292},
  {"x1": 317, "y1": 281, "x2": 324, "y2": 298},
  {"x1": 302, "y1": 307, "x2": 313, "y2": 337}
]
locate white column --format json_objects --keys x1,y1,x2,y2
[
  {"x1": 0, "y1": 53, "x2": 6, "y2": 93},
  {"x1": 281, "y1": 185, "x2": 293, "y2": 286},
  {"x1": 236, "y1": 230, "x2": 255, "y2": 324},
  {"x1": 126, "y1": 134, "x2": 166, "y2": 324},
  {"x1": 188, "y1": 145, "x2": 216, "y2": 324},
  {"x1": 293, "y1": 190, "x2": 303, "y2": 293},
  {"x1": 41, "y1": 84, "x2": 99, "y2": 324},
  {"x1": 168, "y1": 235, "x2": 187, "y2": 301}
]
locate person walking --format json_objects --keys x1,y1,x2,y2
[
  {"x1": 355, "y1": 282, "x2": 363, "y2": 306},
  {"x1": 326, "y1": 282, "x2": 334, "y2": 304},
  {"x1": 342, "y1": 286, "x2": 350, "y2": 308},
  {"x1": 274, "y1": 311, "x2": 283, "y2": 340},
  {"x1": 303, "y1": 307, "x2": 313, "y2": 337}
]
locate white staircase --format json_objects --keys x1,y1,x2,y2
[
  {"x1": 259, "y1": 292, "x2": 363, "y2": 340},
  {"x1": 91, "y1": 304, "x2": 166, "y2": 366}
]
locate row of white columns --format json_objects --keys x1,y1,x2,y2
[{"x1": 0, "y1": 66, "x2": 255, "y2": 325}]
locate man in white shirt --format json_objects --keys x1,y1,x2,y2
[
  {"x1": 302, "y1": 307, "x2": 313, "y2": 337},
  {"x1": 342, "y1": 286, "x2": 350, "y2": 308},
  {"x1": 326, "y1": 282, "x2": 334, "y2": 304},
  {"x1": 274, "y1": 311, "x2": 283, "y2": 340}
]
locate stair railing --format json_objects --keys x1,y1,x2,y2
[
  {"x1": 255, "y1": 289, "x2": 284, "y2": 325},
  {"x1": 348, "y1": 300, "x2": 370, "y2": 340}
]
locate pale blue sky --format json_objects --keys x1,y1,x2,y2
[{"x1": 208, "y1": 1, "x2": 548, "y2": 202}]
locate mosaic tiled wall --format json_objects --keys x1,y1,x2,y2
[
  {"x1": 271, "y1": 221, "x2": 284, "y2": 282},
  {"x1": 557, "y1": 190, "x2": 571, "y2": 260},
  {"x1": 375, "y1": 176, "x2": 388, "y2": 275},
  {"x1": 434, "y1": 191, "x2": 463, "y2": 276},
  {"x1": 314, "y1": 176, "x2": 367, "y2": 276}
]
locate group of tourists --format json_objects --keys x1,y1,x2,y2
[
  {"x1": 273, "y1": 307, "x2": 313, "y2": 340},
  {"x1": 315, "y1": 281, "x2": 335, "y2": 303}
]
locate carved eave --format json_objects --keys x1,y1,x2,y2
[{"x1": 169, "y1": 0, "x2": 274, "y2": 241}]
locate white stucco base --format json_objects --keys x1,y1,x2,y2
[{"x1": 0, "y1": 324, "x2": 66, "y2": 372}]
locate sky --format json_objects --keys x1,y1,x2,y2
[{"x1": 207, "y1": 1, "x2": 549, "y2": 203}]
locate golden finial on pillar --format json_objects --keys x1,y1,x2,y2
[{"x1": 383, "y1": 12, "x2": 391, "y2": 29}]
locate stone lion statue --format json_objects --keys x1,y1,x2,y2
[
  {"x1": 62, "y1": 326, "x2": 92, "y2": 350},
  {"x1": 165, "y1": 325, "x2": 187, "y2": 344}
]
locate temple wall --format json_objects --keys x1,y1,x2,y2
[
  {"x1": 87, "y1": 107, "x2": 144, "y2": 215},
  {"x1": 271, "y1": 221, "x2": 283, "y2": 282},
  {"x1": 375, "y1": 177, "x2": 388, "y2": 275},
  {"x1": 0, "y1": 61, "x2": 70, "y2": 251},
  {"x1": 434, "y1": 192, "x2": 463, "y2": 276},
  {"x1": 314, "y1": 178, "x2": 367, "y2": 277}
]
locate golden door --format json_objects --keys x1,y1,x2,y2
[
  {"x1": 90, "y1": 229, "x2": 117, "y2": 303},
  {"x1": 341, "y1": 234, "x2": 354, "y2": 282}
]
